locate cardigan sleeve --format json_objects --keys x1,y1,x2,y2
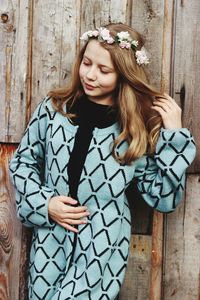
[
  {"x1": 134, "y1": 128, "x2": 196, "y2": 212},
  {"x1": 9, "y1": 97, "x2": 55, "y2": 227}
]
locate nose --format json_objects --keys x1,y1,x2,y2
[{"x1": 86, "y1": 66, "x2": 97, "y2": 81}]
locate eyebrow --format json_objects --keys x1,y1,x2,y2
[{"x1": 83, "y1": 55, "x2": 114, "y2": 71}]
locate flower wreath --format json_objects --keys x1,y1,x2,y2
[{"x1": 80, "y1": 27, "x2": 150, "y2": 66}]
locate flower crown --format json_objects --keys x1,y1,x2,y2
[{"x1": 80, "y1": 27, "x2": 150, "y2": 66}]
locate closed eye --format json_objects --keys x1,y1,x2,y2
[
  {"x1": 100, "y1": 69, "x2": 110, "y2": 74},
  {"x1": 82, "y1": 60, "x2": 91, "y2": 66}
]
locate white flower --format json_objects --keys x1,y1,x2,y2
[
  {"x1": 92, "y1": 30, "x2": 99, "y2": 37},
  {"x1": 117, "y1": 31, "x2": 131, "y2": 41},
  {"x1": 131, "y1": 40, "x2": 139, "y2": 47},
  {"x1": 80, "y1": 31, "x2": 91, "y2": 41},
  {"x1": 80, "y1": 30, "x2": 99, "y2": 41},
  {"x1": 98, "y1": 27, "x2": 111, "y2": 41},
  {"x1": 135, "y1": 47, "x2": 150, "y2": 65}
]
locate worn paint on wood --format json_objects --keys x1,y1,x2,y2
[{"x1": 163, "y1": 175, "x2": 200, "y2": 299}]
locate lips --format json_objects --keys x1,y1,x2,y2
[{"x1": 84, "y1": 82, "x2": 96, "y2": 90}]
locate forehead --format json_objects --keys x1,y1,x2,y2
[{"x1": 83, "y1": 39, "x2": 114, "y2": 68}]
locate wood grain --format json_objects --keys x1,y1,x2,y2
[
  {"x1": 171, "y1": 0, "x2": 200, "y2": 173},
  {"x1": 130, "y1": 0, "x2": 165, "y2": 89},
  {"x1": 0, "y1": 144, "x2": 20, "y2": 299},
  {"x1": 0, "y1": 1, "x2": 30, "y2": 143},
  {"x1": 163, "y1": 175, "x2": 200, "y2": 299},
  {"x1": 31, "y1": 0, "x2": 81, "y2": 112},
  {"x1": 119, "y1": 235, "x2": 152, "y2": 300}
]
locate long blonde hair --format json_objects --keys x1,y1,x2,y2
[{"x1": 48, "y1": 23, "x2": 163, "y2": 165}]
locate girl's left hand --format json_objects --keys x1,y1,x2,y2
[{"x1": 151, "y1": 93, "x2": 182, "y2": 129}]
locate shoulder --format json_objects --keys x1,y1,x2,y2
[{"x1": 33, "y1": 95, "x2": 57, "y2": 119}]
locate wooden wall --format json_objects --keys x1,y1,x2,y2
[{"x1": 0, "y1": 0, "x2": 199, "y2": 299}]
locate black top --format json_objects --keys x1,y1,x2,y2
[{"x1": 67, "y1": 96, "x2": 117, "y2": 199}]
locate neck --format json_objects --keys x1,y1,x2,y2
[
  {"x1": 69, "y1": 95, "x2": 117, "y2": 128},
  {"x1": 87, "y1": 94, "x2": 114, "y2": 106}
]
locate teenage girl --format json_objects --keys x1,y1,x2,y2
[{"x1": 9, "y1": 23, "x2": 196, "y2": 300}]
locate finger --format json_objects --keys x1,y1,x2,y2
[
  {"x1": 61, "y1": 222, "x2": 79, "y2": 233},
  {"x1": 154, "y1": 97, "x2": 174, "y2": 109},
  {"x1": 60, "y1": 196, "x2": 78, "y2": 205},
  {"x1": 63, "y1": 211, "x2": 90, "y2": 219},
  {"x1": 163, "y1": 93, "x2": 175, "y2": 102},
  {"x1": 66, "y1": 205, "x2": 89, "y2": 213},
  {"x1": 151, "y1": 105, "x2": 167, "y2": 118},
  {"x1": 152, "y1": 102, "x2": 171, "y2": 112},
  {"x1": 61, "y1": 218, "x2": 88, "y2": 225},
  {"x1": 159, "y1": 94, "x2": 180, "y2": 107}
]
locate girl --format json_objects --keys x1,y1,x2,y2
[{"x1": 9, "y1": 23, "x2": 196, "y2": 300}]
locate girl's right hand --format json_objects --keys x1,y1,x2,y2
[{"x1": 48, "y1": 196, "x2": 90, "y2": 233}]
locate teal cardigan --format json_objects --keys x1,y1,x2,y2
[{"x1": 9, "y1": 97, "x2": 196, "y2": 300}]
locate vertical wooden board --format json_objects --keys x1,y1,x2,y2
[
  {"x1": 119, "y1": 235, "x2": 152, "y2": 300},
  {"x1": 130, "y1": 2, "x2": 175, "y2": 299},
  {"x1": 79, "y1": 0, "x2": 129, "y2": 33},
  {"x1": 172, "y1": 0, "x2": 200, "y2": 172},
  {"x1": 0, "y1": 145, "x2": 20, "y2": 299},
  {"x1": 161, "y1": 0, "x2": 174, "y2": 92},
  {"x1": 150, "y1": 211, "x2": 163, "y2": 300},
  {"x1": 130, "y1": 0, "x2": 165, "y2": 89},
  {"x1": 0, "y1": 1, "x2": 30, "y2": 143},
  {"x1": 31, "y1": 0, "x2": 81, "y2": 111},
  {"x1": 163, "y1": 175, "x2": 200, "y2": 299}
]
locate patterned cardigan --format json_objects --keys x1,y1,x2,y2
[{"x1": 9, "y1": 97, "x2": 196, "y2": 300}]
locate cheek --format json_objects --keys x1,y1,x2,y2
[
  {"x1": 79, "y1": 65, "x2": 83, "y2": 78},
  {"x1": 79, "y1": 63, "x2": 87, "y2": 79},
  {"x1": 100, "y1": 75, "x2": 118, "y2": 89}
]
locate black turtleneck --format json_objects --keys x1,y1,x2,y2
[{"x1": 67, "y1": 96, "x2": 117, "y2": 199}]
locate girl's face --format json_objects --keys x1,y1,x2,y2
[{"x1": 79, "y1": 39, "x2": 118, "y2": 105}]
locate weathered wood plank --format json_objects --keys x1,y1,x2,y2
[
  {"x1": 0, "y1": 145, "x2": 18, "y2": 298},
  {"x1": 163, "y1": 175, "x2": 200, "y2": 300},
  {"x1": 0, "y1": 144, "x2": 32, "y2": 300},
  {"x1": 80, "y1": 0, "x2": 128, "y2": 31},
  {"x1": 0, "y1": 0, "x2": 30, "y2": 143},
  {"x1": 171, "y1": 0, "x2": 200, "y2": 173},
  {"x1": 31, "y1": 0, "x2": 81, "y2": 112},
  {"x1": 119, "y1": 235, "x2": 152, "y2": 300},
  {"x1": 150, "y1": 211, "x2": 163, "y2": 300},
  {"x1": 130, "y1": 2, "x2": 174, "y2": 299},
  {"x1": 130, "y1": 0, "x2": 165, "y2": 89}
]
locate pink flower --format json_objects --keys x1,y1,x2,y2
[
  {"x1": 119, "y1": 41, "x2": 131, "y2": 49},
  {"x1": 135, "y1": 47, "x2": 150, "y2": 65}
]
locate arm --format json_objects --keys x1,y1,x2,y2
[
  {"x1": 9, "y1": 97, "x2": 90, "y2": 230},
  {"x1": 9, "y1": 97, "x2": 55, "y2": 227},
  {"x1": 135, "y1": 127, "x2": 196, "y2": 212}
]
